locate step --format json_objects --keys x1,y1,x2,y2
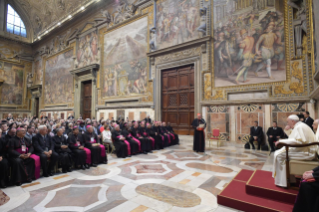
[
  {"x1": 246, "y1": 170, "x2": 298, "y2": 204},
  {"x1": 218, "y1": 180, "x2": 294, "y2": 212}
]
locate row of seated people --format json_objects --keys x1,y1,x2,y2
[
  {"x1": 0, "y1": 125, "x2": 107, "y2": 188},
  {"x1": 0, "y1": 121, "x2": 179, "y2": 188}
]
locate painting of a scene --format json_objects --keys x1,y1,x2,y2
[
  {"x1": 102, "y1": 16, "x2": 148, "y2": 97},
  {"x1": 44, "y1": 49, "x2": 74, "y2": 105},
  {"x1": 213, "y1": 0, "x2": 286, "y2": 87},
  {"x1": 76, "y1": 31, "x2": 99, "y2": 68},
  {"x1": 0, "y1": 61, "x2": 24, "y2": 105},
  {"x1": 34, "y1": 59, "x2": 42, "y2": 84},
  {"x1": 156, "y1": 0, "x2": 200, "y2": 49}
]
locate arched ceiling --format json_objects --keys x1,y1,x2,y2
[{"x1": 13, "y1": 0, "x2": 94, "y2": 39}]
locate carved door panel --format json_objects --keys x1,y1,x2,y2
[
  {"x1": 82, "y1": 81, "x2": 92, "y2": 120},
  {"x1": 161, "y1": 65, "x2": 194, "y2": 135},
  {"x1": 35, "y1": 98, "x2": 39, "y2": 118}
]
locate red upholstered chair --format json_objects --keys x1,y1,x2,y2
[{"x1": 209, "y1": 129, "x2": 222, "y2": 147}]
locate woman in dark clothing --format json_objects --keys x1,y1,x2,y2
[{"x1": 67, "y1": 127, "x2": 86, "y2": 170}]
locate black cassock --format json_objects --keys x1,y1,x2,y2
[
  {"x1": 192, "y1": 118, "x2": 206, "y2": 152},
  {"x1": 0, "y1": 137, "x2": 9, "y2": 185},
  {"x1": 67, "y1": 133, "x2": 86, "y2": 167},
  {"x1": 82, "y1": 132, "x2": 107, "y2": 164},
  {"x1": 139, "y1": 127, "x2": 153, "y2": 151},
  {"x1": 167, "y1": 126, "x2": 179, "y2": 145},
  {"x1": 7, "y1": 136, "x2": 35, "y2": 184},
  {"x1": 293, "y1": 166, "x2": 319, "y2": 212},
  {"x1": 112, "y1": 130, "x2": 129, "y2": 158},
  {"x1": 153, "y1": 126, "x2": 167, "y2": 149},
  {"x1": 122, "y1": 129, "x2": 139, "y2": 155},
  {"x1": 53, "y1": 135, "x2": 73, "y2": 168},
  {"x1": 147, "y1": 127, "x2": 161, "y2": 150},
  {"x1": 131, "y1": 127, "x2": 152, "y2": 152}
]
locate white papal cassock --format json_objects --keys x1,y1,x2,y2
[{"x1": 272, "y1": 121, "x2": 317, "y2": 187}]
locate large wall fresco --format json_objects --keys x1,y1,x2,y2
[
  {"x1": 0, "y1": 61, "x2": 24, "y2": 105},
  {"x1": 213, "y1": 0, "x2": 286, "y2": 87},
  {"x1": 102, "y1": 16, "x2": 148, "y2": 98},
  {"x1": 76, "y1": 31, "x2": 99, "y2": 68},
  {"x1": 0, "y1": 38, "x2": 32, "y2": 62},
  {"x1": 44, "y1": 49, "x2": 74, "y2": 105},
  {"x1": 156, "y1": 0, "x2": 201, "y2": 50}
]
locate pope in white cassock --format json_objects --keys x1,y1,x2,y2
[{"x1": 272, "y1": 114, "x2": 317, "y2": 187}]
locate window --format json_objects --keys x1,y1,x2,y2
[{"x1": 6, "y1": 4, "x2": 26, "y2": 37}]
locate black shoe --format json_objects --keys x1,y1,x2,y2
[
  {"x1": 128, "y1": 155, "x2": 132, "y2": 157},
  {"x1": 102, "y1": 161, "x2": 107, "y2": 164},
  {"x1": 43, "y1": 174, "x2": 49, "y2": 178},
  {"x1": 0, "y1": 180, "x2": 7, "y2": 188},
  {"x1": 81, "y1": 165, "x2": 86, "y2": 170},
  {"x1": 85, "y1": 164, "x2": 90, "y2": 169},
  {"x1": 67, "y1": 167, "x2": 73, "y2": 172},
  {"x1": 48, "y1": 172, "x2": 54, "y2": 176},
  {"x1": 16, "y1": 182, "x2": 22, "y2": 186},
  {"x1": 143, "y1": 151, "x2": 148, "y2": 154},
  {"x1": 91, "y1": 164, "x2": 97, "y2": 167},
  {"x1": 149, "y1": 151, "x2": 153, "y2": 153},
  {"x1": 62, "y1": 168, "x2": 67, "y2": 173},
  {"x1": 26, "y1": 179, "x2": 32, "y2": 183}
]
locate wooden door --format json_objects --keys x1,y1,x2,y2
[
  {"x1": 35, "y1": 98, "x2": 39, "y2": 118},
  {"x1": 82, "y1": 81, "x2": 92, "y2": 120},
  {"x1": 161, "y1": 65, "x2": 194, "y2": 135}
]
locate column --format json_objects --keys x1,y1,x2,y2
[
  {"x1": 31, "y1": 96, "x2": 36, "y2": 117},
  {"x1": 230, "y1": 106, "x2": 236, "y2": 143}
]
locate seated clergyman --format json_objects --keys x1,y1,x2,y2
[
  {"x1": 272, "y1": 114, "x2": 317, "y2": 187},
  {"x1": 293, "y1": 167, "x2": 319, "y2": 212}
]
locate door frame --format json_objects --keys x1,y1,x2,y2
[
  {"x1": 70, "y1": 64, "x2": 99, "y2": 119},
  {"x1": 81, "y1": 80, "x2": 93, "y2": 119},
  {"x1": 154, "y1": 56, "x2": 201, "y2": 121}
]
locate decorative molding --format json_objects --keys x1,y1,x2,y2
[
  {"x1": 147, "y1": 36, "x2": 210, "y2": 58},
  {"x1": 155, "y1": 47, "x2": 201, "y2": 65}
]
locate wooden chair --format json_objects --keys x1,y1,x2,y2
[
  {"x1": 280, "y1": 142, "x2": 319, "y2": 189},
  {"x1": 209, "y1": 129, "x2": 223, "y2": 147}
]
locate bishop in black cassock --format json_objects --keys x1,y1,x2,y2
[{"x1": 192, "y1": 113, "x2": 206, "y2": 152}]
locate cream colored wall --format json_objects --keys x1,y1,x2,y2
[{"x1": 97, "y1": 108, "x2": 154, "y2": 121}]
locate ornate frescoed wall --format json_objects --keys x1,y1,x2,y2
[
  {"x1": 75, "y1": 31, "x2": 99, "y2": 68},
  {"x1": 34, "y1": 58, "x2": 42, "y2": 85},
  {"x1": 213, "y1": 0, "x2": 286, "y2": 87},
  {"x1": 101, "y1": 16, "x2": 148, "y2": 98},
  {"x1": 0, "y1": 61, "x2": 24, "y2": 105},
  {"x1": 43, "y1": 48, "x2": 74, "y2": 105},
  {"x1": 155, "y1": 0, "x2": 201, "y2": 50}
]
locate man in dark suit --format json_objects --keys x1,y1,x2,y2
[
  {"x1": 144, "y1": 115, "x2": 152, "y2": 124},
  {"x1": 249, "y1": 121, "x2": 263, "y2": 150},
  {"x1": 32, "y1": 125, "x2": 59, "y2": 177},
  {"x1": 303, "y1": 111, "x2": 314, "y2": 130},
  {"x1": 266, "y1": 121, "x2": 284, "y2": 152}
]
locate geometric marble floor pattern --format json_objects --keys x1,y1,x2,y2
[{"x1": 0, "y1": 135, "x2": 273, "y2": 212}]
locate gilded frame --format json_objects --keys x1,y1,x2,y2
[
  {"x1": 42, "y1": 44, "x2": 76, "y2": 107},
  {"x1": 99, "y1": 11, "x2": 152, "y2": 101}
]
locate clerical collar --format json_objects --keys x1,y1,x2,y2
[{"x1": 273, "y1": 127, "x2": 277, "y2": 130}]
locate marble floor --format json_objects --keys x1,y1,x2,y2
[{"x1": 0, "y1": 136, "x2": 274, "y2": 212}]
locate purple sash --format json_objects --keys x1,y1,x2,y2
[
  {"x1": 83, "y1": 148, "x2": 91, "y2": 164},
  {"x1": 130, "y1": 134, "x2": 141, "y2": 152},
  {"x1": 117, "y1": 136, "x2": 131, "y2": 155},
  {"x1": 16, "y1": 147, "x2": 40, "y2": 179}
]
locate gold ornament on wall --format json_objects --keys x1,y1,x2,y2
[
  {"x1": 204, "y1": 73, "x2": 211, "y2": 100},
  {"x1": 277, "y1": 103, "x2": 299, "y2": 112},
  {"x1": 241, "y1": 105, "x2": 258, "y2": 113},
  {"x1": 211, "y1": 90, "x2": 224, "y2": 100}
]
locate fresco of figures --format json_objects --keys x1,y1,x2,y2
[
  {"x1": 213, "y1": 0, "x2": 286, "y2": 87},
  {"x1": 44, "y1": 49, "x2": 74, "y2": 105},
  {"x1": 0, "y1": 61, "x2": 24, "y2": 105},
  {"x1": 102, "y1": 16, "x2": 148, "y2": 97},
  {"x1": 34, "y1": 59, "x2": 42, "y2": 84},
  {"x1": 156, "y1": 0, "x2": 201, "y2": 49},
  {"x1": 76, "y1": 31, "x2": 99, "y2": 68}
]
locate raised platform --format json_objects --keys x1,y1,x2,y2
[{"x1": 218, "y1": 170, "x2": 296, "y2": 212}]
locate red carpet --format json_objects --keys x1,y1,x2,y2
[
  {"x1": 217, "y1": 170, "x2": 296, "y2": 212},
  {"x1": 246, "y1": 170, "x2": 298, "y2": 204}
]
